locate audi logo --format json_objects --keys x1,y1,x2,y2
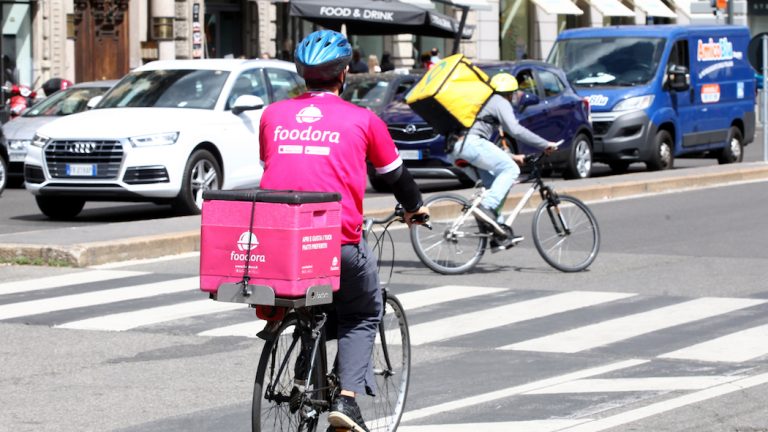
[
  {"x1": 66, "y1": 142, "x2": 97, "y2": 154},
  {"x1": 404, "y1": 124, "x2": 418, "y2": 134}
]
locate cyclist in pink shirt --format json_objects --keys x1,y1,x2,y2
[{"x1": 259, "y1": 29, "x2": 429, "y2": 432}]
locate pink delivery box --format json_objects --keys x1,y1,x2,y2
[{"x1": 200, "y1": 189, "x2": 342, "y2": 299}]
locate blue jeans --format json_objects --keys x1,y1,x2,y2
[{"x1": 450, "y1": 134, "x2": 520, "y2": 212}]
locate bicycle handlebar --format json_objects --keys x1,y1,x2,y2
[{"x1": 369, "y1": 205, "x2": 431, "y2": 228}]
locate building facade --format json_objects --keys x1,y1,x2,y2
[{"x1": 0, "y1": 0, "x2": 753, "y2": 90}]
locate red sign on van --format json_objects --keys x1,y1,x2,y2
[{"x1": 701, "y1": 83, "x2": 721, "y2": 104}]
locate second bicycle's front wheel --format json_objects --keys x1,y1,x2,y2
[
  {"x1": 532, "y1": 194, "x2": 600, "y2": 272},
  {"x1": 410, "y1": 194, "x2": 488, "y2": 274},
  {"x1": 358, "y1": 294, "x2": 411, "y2": 432}
]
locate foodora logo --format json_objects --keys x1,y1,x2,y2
[{"x1": 232, "y1": 231, "x2": 266, "y2": 262}]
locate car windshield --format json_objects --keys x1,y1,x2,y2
[
  {"x1": 98, "y1": 69, "x2": 230, "y2": 109},
  {"x1": 341, "y1": 79, "x2": 393, "y2": 110},
  {"x1": 548, "y1": 37, "x2": 665, "y2": 87},
  {"x1": 23, "y1": 87, "x2": 108, "y2": 117}
]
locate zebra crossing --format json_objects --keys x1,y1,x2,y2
[{"x1": 2, "y1": 269, "x2": 768, "y2": 429}]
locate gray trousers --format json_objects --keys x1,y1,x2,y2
[{"x1": 335, "y1": 239, "x2": 383, "y2": 396}]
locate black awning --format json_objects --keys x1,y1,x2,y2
[{"x1": 289, "y1": 0, "x2": 473, "y2": 39}]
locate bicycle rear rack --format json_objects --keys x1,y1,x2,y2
[{"x1": 211, "y1": 282, "x2": 333, "y2": 308}]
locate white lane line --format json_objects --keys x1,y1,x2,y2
[
  {"x1": 56, "y1": 299, "x2": 246, "y2": 331},
  {"x1": 0, "y1": 277, "x2": 198, "y2": 320},
  {"x1": 395, "y1": 285, "x2": 506, "y2": 311},
  {"x1": 0, "y1": 270, "x2": 148, "y2": 296},
  {"x1": 406, "y1": 291, "x2": 636, "y2": 346},
  {"x1": 398, "y1": 419, "x2": 591, "y2": 432},
  {"x1": 502, "y1": 297, "x2": 767, "y2": 354},
  {"x1": 659, "y1": 323, "x2": 768, "y2": 363},
  {"x1": 90, "y1": 252, "x2": 200, "y2": 269},
  {"x1": 198, "y1": 320, "x2": 267, "y2": 338},
  {"x1": 525, "y1": 376, "x2": 746, "y2": 394},
  {"x1": 400, "y1": 359, "x2": 648, "y2": 423},
  {"x1": 558, "y1": 372, "x2": 768, "y2": 432}
]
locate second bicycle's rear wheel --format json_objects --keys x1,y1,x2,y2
[
  {"x1": 532, "y1": 194, "x2": 600, "y2": 272},
  {"x1": 358, "y1": 294, "x2": 411, "y2": 432},
  {"x1": 253, "y1": 314, "x2": 318, "y2": 432},
  {"x1": 410, "y1": 194, "x2": 488, "y2": 274}
]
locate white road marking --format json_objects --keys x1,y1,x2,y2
[
  {"x1": 557, "y1": 372, "x2": 768, "y2": 432},
  {"x1": 659, "y1": 323, "x2": 768, "y2": 363},
  {"x1": 502, "y1": 297, "x2": 767, "y2": 353},
  {"x1": 406, "y1": 291, "x2": 636, "y2": 346},
  {"x1": 198, "y1": 320, "x2": 267, "y2": 338},
  {"x1": 394, "y1": 285, "x2": 507, "y2": 311},
  {"x1": 0, "y1": 277, "x2": 198, "y2": 320},
  {"x1": 56, "y1": 299, "x2": 246, "y2": 331},
  {"x1": 398, "y1": 419, "x2": 591, "y2": 432},
  {"x1": 400, "y1": 359, "x2": 648, "y2": 423},
  {"x1": 525, "y1": 376, "x2": 746, "y2": 394},
  {"x1": 90, "y1": 252, "x2": 200, "y2": 269},
  {"x1": 0, "y1": 270, "x2": 148, "y2": 296}
]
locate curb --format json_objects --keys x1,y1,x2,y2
[{"x1": 2, "y1": 164, "x2": 767, "y2": 267}]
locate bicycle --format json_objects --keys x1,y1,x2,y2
[
  {"x1": 252, "y1": 207, "x2": 416, "y2": 432},
  {"x1": 410, "y1": 151, "x2": 600, "y2": 274}
]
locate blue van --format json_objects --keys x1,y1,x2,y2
[{"x1": 547, "y1": 25, "x2": 756, "y2": 173}]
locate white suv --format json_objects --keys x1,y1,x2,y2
[{"x1": 24, "y1": 59, "x2": 305, "y2": 219}]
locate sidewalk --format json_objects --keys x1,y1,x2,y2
[{"x1": 1, "y1": 161, "x2": 766, "y2": 267}]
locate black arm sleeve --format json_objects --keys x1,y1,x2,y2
[{"x1": 379, "y1": 165, "x2": 423, "y2": 212}]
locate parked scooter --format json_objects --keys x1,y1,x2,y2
[{"x1": 3, "y1": 83, "x2": 37, "y2": 119}]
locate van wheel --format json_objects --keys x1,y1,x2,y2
[
  {"x1": 35, "y1": 196, "x2": 85, "y2": 220},
  {"x1": 646, "y1": 130, "x2": 674, "y2": 171},
  {"x1": 367, "y1": 164, "x2": 392, "y2": 193},
  {"x1": 718, "y1": 127, "x2": 743, "y2": 164},
  {"x1": 563, "y1": 133, "x2": 592, "y2": 179},
  {"x1": 172, "y1": 150, "x2": 221, "y2": 215},
  {"x1": 608, "y1": 161, "x2": 631, "y2": 174}
]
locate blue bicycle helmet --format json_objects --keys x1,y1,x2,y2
[{"x1": 295, "y1": 30, "x2": 353, "y2": 82}]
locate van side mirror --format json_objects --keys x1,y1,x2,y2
[
  {"x1": 86, "y1": 95, "x2": 103, "y2": 110},
  {"x1": 667, "y1": 65, "x2": 690, "y2": 91},
  {"x1": 516, "y1": 92, "x2": 540, "y2": 112},
  {"x1": 232, "y1": 95, "x2": 265, "y2": 115}
]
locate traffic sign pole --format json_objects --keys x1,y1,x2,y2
[{"x1": 763, "y1": 34, "x2": 767, "y2": 162}]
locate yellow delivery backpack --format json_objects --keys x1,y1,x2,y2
[{"x1": 405, "y1": 54, "x2": 494, "y2": 136}]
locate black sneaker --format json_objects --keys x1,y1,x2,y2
[
  {"x1": 328, "y1": 396, "x2": 370, "y2": 432},
  {"x1": 490, "y1": 233, "x2": 524, "y2": 252},
  {"x1": 474, "y1": 205, "x2": 508, "y2": 237}
]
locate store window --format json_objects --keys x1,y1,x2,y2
[
  {"x1": 501, "y1": 0, "x2": 530, "y2": 60},
  {"x1": 2, "y1": 2, "x2": 32, "y2": 86}
]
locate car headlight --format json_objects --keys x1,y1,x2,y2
[
  {"x1": 8, "y1": 139, "x2": 31, "y2": 151},
  {"x1": 129, "y1": 132, "x2": 179, "y2": 147},
  {"x1": 613, "y1": 95, "x2": 654, "y2": 112},
  {"x1": 31, "y1": 134, "x2": 49, "y2": 148}
]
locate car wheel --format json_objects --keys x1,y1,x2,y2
[
  {"x1": 173, "y1": 149, "x2": 221, "y2": 215},
  {"x1": 367, "y1": 164, "x2": 392, "y2": 193},
  {"x1": 608, "y1": 161, "x2": 631, "y2": 174},
  {"x1": 0, "y1": 154, "x2": 7, "y2": 196},
  {"x1": 563, "y1": 133, "x2": 592, "y2": 179},
  {"x1": 35, "y1": 196, "x2": 85, "y2": 220},
  {"x1": 646, "y1": 130, "x2": 674, "y2": 171},
  {"x1": 717, "y1": 127, "x2": 743, "y2": 164}
]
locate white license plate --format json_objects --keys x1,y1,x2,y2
[
  {"x1": 9, "y1": 151, "x2": 26, "y2": 162},
  {"x1": 399, "y1": 150, "x2": 421, "y2": 160},
  {"x1": 66, "y1": 164, "x2": 96, "y2": 176}
]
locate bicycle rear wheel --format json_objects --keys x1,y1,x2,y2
[
  {"x1": 253, "y1": 314, "x2": 318, "y2": 432},
  {"x1": 358, "y1": 294, "x2": 411, "y2": 432},
  {"x1": 410, "y1": 194, "x2": 487, "y2": 274},
  {"x1": 532, "y1": 194, "x2": 600, "y2": 272}
]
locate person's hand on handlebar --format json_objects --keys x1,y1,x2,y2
[
  {"x1": 544, "y1": 139, "x2": 564, "y2": 156},
  {"x1": 405, "y1": 206, "x2": 430, "y2": 228}
]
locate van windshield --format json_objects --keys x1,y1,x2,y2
[{"x1": 548, "y1": 37, "x2": 665, "y2": 88}]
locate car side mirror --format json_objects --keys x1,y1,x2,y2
[
  {"x1": 516, "y1": 92, "x2": 540, "y2": 112},
  {"x1": 232, "y1": 95, "x2": 265, "y2": 115},
  {"x1": 86, "y1": 95, "x2": 103, "y2": 110},
  {"x1": 667, "y1": 65, "x2": 689, "y2": 91}
]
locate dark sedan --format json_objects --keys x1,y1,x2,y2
[{"x1": 374, "y1": 61, "x2": 594, "y2": 191}]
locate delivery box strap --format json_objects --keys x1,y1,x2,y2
[{"x1": 239, "y1": 195, "x2": 259, "y2": 296}]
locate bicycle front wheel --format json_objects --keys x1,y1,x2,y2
[
  {"x1": 532, "y1": 194, "x2": 600, "y2": 272},
  {"x1": 359, "y1": 294, "x2": 411, "y2": 432},
  {"x1": 253, "y1": 314, "x2": 316, "y2": 432},
  {"x1": 410, "y1": 194, "x2": 487, "y2": 274}
]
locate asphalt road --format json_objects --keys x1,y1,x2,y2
[{"x1": 1, "y1": 180, "x2": 768, "y2": 431}]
